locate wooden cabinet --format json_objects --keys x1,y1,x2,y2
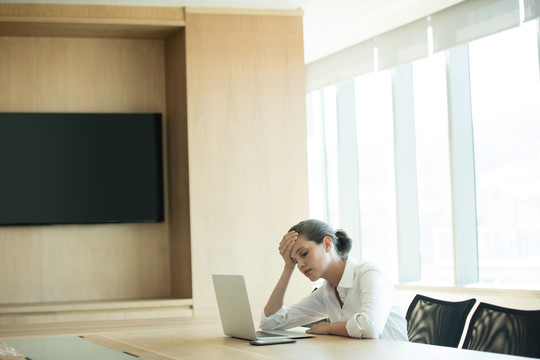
[{"x1": 0, "y1": 4, "x2": 310, "y2": 322}]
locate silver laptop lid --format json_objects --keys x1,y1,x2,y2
[{"x1": 212, "y1": 274, "x2": 258, "y2": 340}]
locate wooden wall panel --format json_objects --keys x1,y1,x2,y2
[
  {"x1": 0, "y1": 6, "x2": 310, "y2": 313},
  {"x1": 0, "y1": 37, "x2": 170, "y2": 303},
  {"x1": 165, "y1": 29, "x2": 192, "y2": 299},
  {"x1": 184, "y1": 12, "x2": 311, "y2": 314}
]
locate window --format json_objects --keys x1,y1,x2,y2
[
  {"x1": 469, "y1": 21, "x2": 540, "y2": 288},
  {"x1": 412, "y1": 52, "x2": 454, "y2": 284},
  {"x1": 306, "y1": 87, "x2": 340, "y2": 225},
  {"x1": 322, "y1": 86, "x2": 340, "y2": 227},
  {"x1": 305, "y1": 18, "x2": 540, "y2": 288},
  {"x1": 306, "y1": 89, "x2": 327, "y2": 221},
  {"x1": 355, "y1": 71, "x2": 399, "y2": 281}
]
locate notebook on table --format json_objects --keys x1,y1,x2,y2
[{"x1": 212, "y1": 274, "x2": 315, "y2": 341}]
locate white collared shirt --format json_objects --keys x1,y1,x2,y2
[{"x1": 259, "y1": 257, "x2": 408, "y2": 340}]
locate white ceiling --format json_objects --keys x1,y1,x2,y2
[{"x1": 0, "y1": 0, "x2": 465, "y2": 63}]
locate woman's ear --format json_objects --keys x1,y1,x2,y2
[{"x1": 323, "y1": 236, "x2": 333, "y2": 252}]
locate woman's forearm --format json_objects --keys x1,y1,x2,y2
[
  {"x1": 329, "y1": 321, "x2": 350, "y2": 337},
  {"x1": 264, "y1": 265, "x2": 295, "y2": 317},
  {"x1": 306, "y1": 321, "x2": 349, "y2": 337}
]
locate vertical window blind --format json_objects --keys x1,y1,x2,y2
[
  {"x1": 431, "y1": 0, "x2": 520, "y2": 53},
  {"x1": 306, "y1": 39, "x2": 374, "y2": 92},
  {"x1": 306, "y1": 0, "x2": 525, "y2": 87},
  {"x1": 524, "y1": 0, "x2": 540, "y2": 21},
  {"x1": 376, "y1": 18, "x2": 428, "y2": 71}
]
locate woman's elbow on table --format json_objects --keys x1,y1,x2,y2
[
  {"x1": 350, "y1": 314, "x2": 385, "y2": 339},
  {"x1": 360, "y1": 327, "x2": 383, "y2": 339}
]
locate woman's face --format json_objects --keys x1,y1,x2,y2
[{"x1": 290, "y1": 236, "x2": 329, "y2": 281}]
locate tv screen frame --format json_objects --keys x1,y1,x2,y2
[{"x1": 0, "y1": 112, "x2": 165, "y2": 226}]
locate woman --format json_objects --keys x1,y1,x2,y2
[{"x1": 260, "y1": 219, "x2": 408, "y2": 340}]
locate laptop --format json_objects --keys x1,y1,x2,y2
[{"x1": 212, "y1": 274, "x2": 315, "y2": 341}]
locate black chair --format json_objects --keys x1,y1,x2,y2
[
  {"x1": 406, "y1": 294, "x2": 476, "y2": 347},
  {"x1": 462, "y1": 302, "x2": 540, "y2": 358}
]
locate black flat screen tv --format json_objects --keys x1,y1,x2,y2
[{"x1": 0, "y1": 112, "x2": 164, "y2": 226}]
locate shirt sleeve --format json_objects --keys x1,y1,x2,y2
[
  {"x1": 259, "y1": 288, "x2": 329, "y2": 331},
  {"x1": 345, "y1": 268, "x2": 394, "y2": 339}
]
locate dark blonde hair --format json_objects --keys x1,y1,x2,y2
[{"x1": 289, "y1": 219, "x2": 352, "y2": 260}]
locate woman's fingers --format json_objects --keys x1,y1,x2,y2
[
  {"x1": 279, "y1": 231, "x2": 298, "y2": 265},
  {"x1": 279, "y1": 231, "x2": 296, "y2": 252}
]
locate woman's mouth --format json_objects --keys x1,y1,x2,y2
[{"x1": 304, "y1": 269, "x2": 312, "y2": 277}]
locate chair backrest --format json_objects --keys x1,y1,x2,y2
[
  {"x1": 462, "y1": 302, "x2": 540, "y2": 358},
  {"x1": 406, "y1": 294, "x2": 476, "y2": 347}
]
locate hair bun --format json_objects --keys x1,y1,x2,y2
[{"x1": 335, "y1": 229, "x2": 352, "y2": 256}]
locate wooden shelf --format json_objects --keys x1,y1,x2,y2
[
  {"x1": 0, "y1": 3, "x2": 185, "y2": 38},
  {"x1": 0, "y1": 299, "x2": 193, "y2": 325}
]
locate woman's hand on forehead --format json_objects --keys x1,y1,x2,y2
[{"x1": 279, "y1": 231, "x2": 298, "y2": 268}]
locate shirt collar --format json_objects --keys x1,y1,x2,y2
[
  {"x1": 322, "y1": 256, "x2": 359, "y2": 291},
  {"x1": 338, "y1": 256, "x2": 358, "y2": 288}
]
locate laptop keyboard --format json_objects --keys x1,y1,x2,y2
[{"x1": 256, "y1": 331, "x2": 284, "y2": 338}]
